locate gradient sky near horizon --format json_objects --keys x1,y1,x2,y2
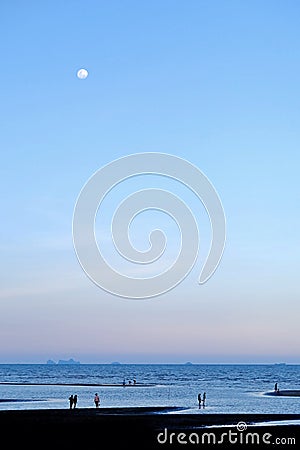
[{"x1": 1, "y1": 0, "x2": 299, "y2": 363}]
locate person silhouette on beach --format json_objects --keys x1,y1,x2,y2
[
  {"x1": 202, "y1": 392, "x2": 206, "y2": 408},
  {"x1": 274, "y1": 383, "x2": 278, "y2": 392},
  {"x1": 69, "y1": 394, "x2": 74, "y2": 409},
  {"x1": 94, "y1": 393, "x2": 100, "y2": 408},
  {"x1": 73, "y1": 394, "x2": 78, "y2": 408},
  {"x1": 198, "y1": 393, "x2": 202, "y2": 409}
]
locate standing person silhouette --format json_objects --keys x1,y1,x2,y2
[
  {"x1": 73, "y1": 394, "x2": 78, "y2": 408},
  {"x1": 202, "y1": 392, "x2": 206, "y2": 407},
  {"x1": 68, "y1": 394, "x2": 74, "y2": 409},
  {"x1": 94, "y1": 393, "x2": 100, "y2": 408},
  {"x1": 197, "y1": 393, "x2": 202, "y2": 409}
]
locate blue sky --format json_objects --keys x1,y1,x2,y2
[{"x1": 0, "y1": 0, "x2": 299, "y2": 363}]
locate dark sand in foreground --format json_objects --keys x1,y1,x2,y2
[{"x1": 1, "y1": 407, "x2": 300, "y2": 449}]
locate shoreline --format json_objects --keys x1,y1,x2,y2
[
  {"x1": 1, "y1": 405, "x2": 300, "y2": 423},
  {"x1": 0, "y1": 381, "x2": 156, "y2": 387},
  {"x1": 1, "y1": 407, "x2": 300, "y2": 449}
]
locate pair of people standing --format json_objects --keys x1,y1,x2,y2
[
  {"x1": 68, "y1": 394, "x2": 78, "y2": 409},
  {"x1": 198, "y1": 392, "x2": 206, "y2": 408}
]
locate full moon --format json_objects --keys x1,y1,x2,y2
[{"x1": 77, "y1": 68, "x2": 89, "y2": 79}]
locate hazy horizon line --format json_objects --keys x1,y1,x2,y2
[{"x1": 0, "y1": 361, "x2": 298, "y2": 365}]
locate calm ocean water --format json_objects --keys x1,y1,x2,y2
[{"x1": 0, "y1": 364, "x2": 299, "y2": 414}]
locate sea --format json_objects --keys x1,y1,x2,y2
[{"x1": 0, "y1": 364, "x2": 299, "y2": 415}]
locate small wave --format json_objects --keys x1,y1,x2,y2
[{"x1": 0, "y1": 381, "x2": 158, "y2": 388}]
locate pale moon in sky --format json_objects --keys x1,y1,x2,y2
[{"x1": 77, "y1": 68, "x2": 89, "y2": 79}]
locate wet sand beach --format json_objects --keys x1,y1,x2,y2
[{"x1": 1, "y1": 407, "x2": 300, "y2": 449}]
